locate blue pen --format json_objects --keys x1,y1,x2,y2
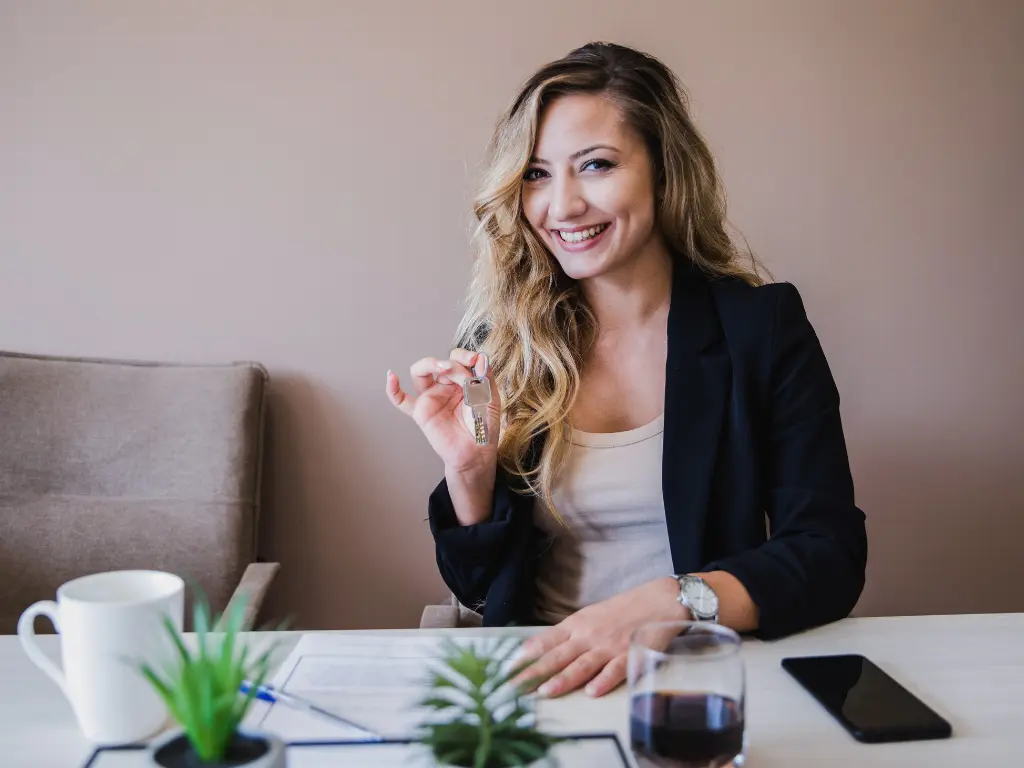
[{"x1": 240, "y1": 680, "x2": 382, "y2": 741}]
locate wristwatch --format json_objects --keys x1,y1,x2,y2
[{"x1": 675, "y1": 574, "x2": 719, "y2": 622}]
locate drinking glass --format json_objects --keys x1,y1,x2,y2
[{"x1": 627, "y1": 621, "x2": 745, "y2": 768}]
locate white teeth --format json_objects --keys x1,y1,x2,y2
[{"x1": 557, "y1": 224, "x2": 607, "y2": 243}]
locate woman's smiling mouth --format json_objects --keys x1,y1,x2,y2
[{"x1": 553, "y1": 222, "x2": 611, "y2": 251}]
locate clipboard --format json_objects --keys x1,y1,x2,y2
[{"x1": 83, "y1": 733, "x2": 632, "y2": 767}]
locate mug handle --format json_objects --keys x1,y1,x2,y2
[{"x1": 17, "y1": 601, "x2": 69, "y2": 697}]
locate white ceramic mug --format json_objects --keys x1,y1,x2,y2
[{"x1": 18, "y1": 570, "x2": 185, "y2": 745}]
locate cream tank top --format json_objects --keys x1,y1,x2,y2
[{"x1": 533, "y1": 414, "x2": 674, "y2": 625}]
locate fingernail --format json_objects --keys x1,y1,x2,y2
[
  {"x1": 585, "y1": 683, "x2": 599, "y2": 697},
  {"x1": 537, "y1": 682, "x2": 556, "y2": 697},
  {"x1": 436, "y1": 360, "x2": 452, "y2": 370},
  {"x1": 438, "y1": 375, "x2": 452, "y2": 385}
]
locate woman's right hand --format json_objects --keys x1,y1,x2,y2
[{"x1": 386, "y1": 348, "x2": 502, "y2": 478}]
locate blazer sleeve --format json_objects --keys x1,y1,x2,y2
[
  {"x1": 704, "y1": 282, "x2": 868, "y2": 639},
  {"x1": 428, "y1": 470, "x2": 534, "y2": 611}
]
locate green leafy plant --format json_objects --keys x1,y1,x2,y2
[
  {"x1": 137, "y1": 592, "x2": 281, "y2": 764},
  {"x1": 416, "y1": 638, "x2": 561, "y2": 768}
]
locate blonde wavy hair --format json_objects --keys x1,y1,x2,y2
[{"x1": 454, "y1": 42, "x2": 764, "y2": 517}]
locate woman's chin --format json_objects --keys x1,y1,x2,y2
[{"x1": 556, "y1": 252, "x2": 615, "y2": 282}]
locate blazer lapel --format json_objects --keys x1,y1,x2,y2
[{"x1": 662, "y1": 264, "x2": 731, "y2": 572}]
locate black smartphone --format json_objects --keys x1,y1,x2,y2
[{"x1": 781, "y1": 654, "x2": 952, "y2": 743}]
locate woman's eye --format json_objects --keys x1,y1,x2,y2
[
  {"x1": 523, "y1": 167, "x2": 548, "y2": 182},
  {"x1": 582, "y1": 158, "x2": 614, "y2": 172}
]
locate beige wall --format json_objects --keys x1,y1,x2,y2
[{"x1": 2, "y1": 0, "x2": 1021, "y2": 629}]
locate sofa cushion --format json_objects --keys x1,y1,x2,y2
[{"x1": 0, "y1": 351, "x2": 267, "y2": 633}]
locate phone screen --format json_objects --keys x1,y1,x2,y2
[{"x1": 781, "y1": 654, "x2": 952, "y2": 743}]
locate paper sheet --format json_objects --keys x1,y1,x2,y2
[{"x1": 246, "y1": 633, "x2": 527, "y2": 741}]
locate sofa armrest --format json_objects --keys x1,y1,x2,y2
[
  {"x1": 225, "y1": 561, "x2": 281, "y2": 629},
  {"x1": 419, "y1": 604, "x2": 461, "y2": 629},
  {"x1": 419, "y1": 592, "x2": 483, "y2": 629}
]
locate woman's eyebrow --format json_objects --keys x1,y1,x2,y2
[{"x1": 530, "y1": 144, "x2": 620, "y2": 164}]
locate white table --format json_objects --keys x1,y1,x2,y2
[{"x1": 2, "y1": 613, "x2": 1022, "y2": 767}]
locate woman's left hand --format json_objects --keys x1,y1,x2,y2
[{"x1": 514, "y1": 576, "x2": 686, "y2": 699}]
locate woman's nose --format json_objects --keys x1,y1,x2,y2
[{"x1": 549, "y1": 174, "x2": 587, "y2": 221}]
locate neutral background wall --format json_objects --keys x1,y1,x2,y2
[{"x1": 2, "y1": 0, "x2": 1021, "y2": 629}]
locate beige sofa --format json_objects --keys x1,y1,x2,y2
[{"x1": 0, "y1": 350, "x2": 279, "y2": 633}]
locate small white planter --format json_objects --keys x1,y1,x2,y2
[{"x1": 146, "y1": 729, "x2": 286, "y2": 768}]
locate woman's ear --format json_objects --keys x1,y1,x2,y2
[{"x1": 651, "y1": 154, "x2": 667, "y2": 203}]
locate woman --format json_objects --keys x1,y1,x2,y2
[{"x1": 386, "y1": 42, "x2": 867, "y2": 698}]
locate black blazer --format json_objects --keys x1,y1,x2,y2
[{"x1": 427, "y1": 264, "x2": 867, "y2": 640}]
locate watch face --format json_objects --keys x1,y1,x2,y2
[
  {"x1": 682, "y1": 577, "x2": 719, "y2": 617},
  {"x1": 463, "y1": 377, "x2": 492, "y2": 408}
]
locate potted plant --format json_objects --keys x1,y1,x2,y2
[
  {"x1": 416, "y1": 637, "x2": 561, "y2": 768},
  {"x1": 136, "y1": 592, "x2": 286, "y2": 768}
]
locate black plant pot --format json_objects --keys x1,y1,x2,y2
[{"x1": 146, "y1": 730, "x2": 286, "y2": 768}]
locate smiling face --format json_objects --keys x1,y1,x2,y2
[{"x1": 521, "y1": 93, "x2": 664, "y2": 282}]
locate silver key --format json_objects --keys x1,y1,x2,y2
[{"x1": 462, "y1": 354, "x2": 492, "y2": 446}]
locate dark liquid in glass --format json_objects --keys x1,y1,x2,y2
[{"x1": 630, "y1": 691, "x2": 744, "y2": 768}]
